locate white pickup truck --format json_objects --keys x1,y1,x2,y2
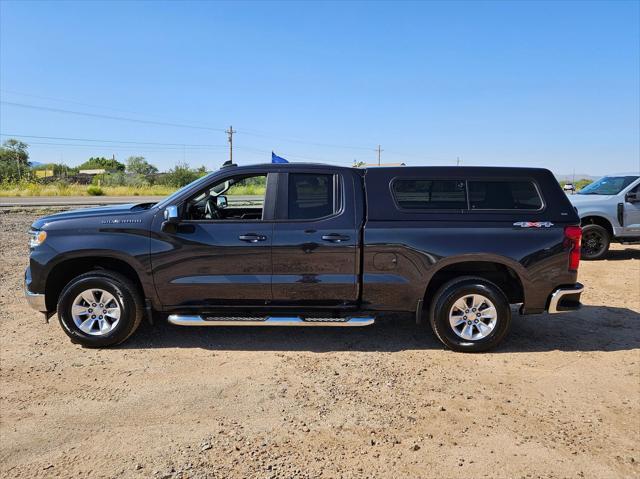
[{"x1": 569, "y1": 175, "x2": 640, "y2": 259}]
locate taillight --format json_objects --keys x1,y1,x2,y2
[{"x1": 564, "y1": 226, "x2": 582, "y2": 271}]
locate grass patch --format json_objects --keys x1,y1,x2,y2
[
  {"x1": 0, "y1": 181, "x2": 266, "y2": 197},
  {"x1": 227, "y1": 185, "x2": 266, "y2": 196},
  {"x1": 0, "y1": 183, "x2": 176, "y2": 197}
]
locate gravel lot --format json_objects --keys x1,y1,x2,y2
[{"x1": 1, "y1": 209, "x2": 639, "y2": 479}]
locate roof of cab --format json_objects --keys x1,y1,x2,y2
[
  {"x1": 220, "y1": 162, "x2": 357, "y2": 172},
  {"x1": 221, "y1": 162, "x2": 554, "y2": 177}
]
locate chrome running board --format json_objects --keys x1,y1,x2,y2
[{"x1": 167, "y1": 315, "x2": 375, "y2": 327}]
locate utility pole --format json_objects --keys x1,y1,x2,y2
[
  {"x1": 377, "y1": 145, "x2": 383, "y2": 166},
  {"x1": 456, "y1": 156, "x2": 461, "y2": 166},
  {"x1": 226, "y1": 125, "x2": 236, "y2": 164}
]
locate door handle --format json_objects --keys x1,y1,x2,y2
[
  {"x1": 239, "y1": 233, "x2": 267, "y2": 243},
  {"x1": 321, "y1": 233, "x2": 350, "y2": 243}
]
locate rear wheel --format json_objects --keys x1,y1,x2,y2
[
  {"x1": 57, "y1": 270, "x2": 143, "y2": 347},
  {"x1": 429, "y1": 277, "x2": 511, "y2": 352},
  {"x1": 581, "y1": 224, "x2": 610, "y2": 260}
]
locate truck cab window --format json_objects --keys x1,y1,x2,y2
[
  {"x1": 288, "y1": 173, "x2": 335, "y2": 220},
  {"x1": 184, "y1": 174, "x2": 267, "y2": 221}
]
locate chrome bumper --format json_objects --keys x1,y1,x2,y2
[
  {"x1": 548, "y1": 283, "x2": 584, "y2": 314},
  {"x1": 24, "y1": 267, "x2": 47, "y2": 313},
  {"x1": 25, "y1": 287, "x2": 47, "y2": 312}
]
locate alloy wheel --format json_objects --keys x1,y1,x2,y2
[
  {"x1": 448, "y1": 294, "x2": 497, "y2": 341},
  {"x1": 71, "y1": 289, "x2": 121, "y2": 336}
]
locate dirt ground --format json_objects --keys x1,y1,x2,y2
[{"x1": 0, "y1": 209, "x2": 638, "y2": 479}]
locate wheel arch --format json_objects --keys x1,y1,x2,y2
[
  {"x1": 44, "y1": 253, "x2": 151, "y2": 311},
  {"x1": 580, "y1": 215, "x2": 614, "y2": 237},
  {"x1": 421, "y1": 256, "x2": 527, "y2": 315}
]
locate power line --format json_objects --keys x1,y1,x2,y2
[
  {"x1": 0, "y1": 133, "x2": 226, "y2": 148},
  {"x1": 1, "y1": 93, "x2": 456, "y2": 162},
  {"x1": 1, "y1": 132, "x2": 354, "y2": 163},
  {"x1": 22, "y1": 141, "x2": 223, "y2": 151},
  {"x1": 1, "y1": 92, "x2": 377, "y2": 151},
  {"x1": 237, "y1": 128, "x2": 376, "y2": 152},
  {"x1": 1, "y1": 88, "x2": 178, "y2": 121},
  {"x1": 0, "y1": 101, "x2": 226, "y2": 132}
]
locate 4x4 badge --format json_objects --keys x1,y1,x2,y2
[{"x1": 513, "y1": 221, "x2": 554, "y2": 228}]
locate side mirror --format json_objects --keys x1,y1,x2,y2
[
  {"x1": 626, "y1": 192, "x2": 640, "y2": 203},
  {"x1": 164, "y1": 205, "x2": 179, "y2": 223},
  {"x1": 216, "y1": 195, "x2": 228, "y2": 209}
]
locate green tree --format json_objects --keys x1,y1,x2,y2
[
  {"x1": 78, "y1": 157, "x2": 125, "y2": 172},
  {"x1": 0, "y1": 139, "x2": 30, "y2": 182},
  {"x1": 126, "y1": 156, "x2": 158, "y2": 176},
  {"x1": 575, "y1": 178, "x2": 593, "y2": 191},
  {"x1": 160, "y1": 162, "x2": 208, "y2": 187}
]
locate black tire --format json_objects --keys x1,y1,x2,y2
[
  {"x1": 57, "y1": 270, "x2": 144, "y2": 347},
  {"x1": 429, "y1": 276, "x2": 511, "y2": 353},
  {"x1": 581, "y1": 224, "x2": 610, "y2": 260}
]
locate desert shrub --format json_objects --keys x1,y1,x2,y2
[
  {"x1": 93, "y1": 172, "x2": 150, "y2": 187},
  {"x1": 87, "y1": 185, "x2": 104, "y2": 196}
]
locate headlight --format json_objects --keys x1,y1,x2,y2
[{"x1": 29, "y1": 230, "x2": 47, "y2": 248}]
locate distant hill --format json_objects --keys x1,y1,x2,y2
[
  {"x1": 554, "y1": 173, "x2": 599, "y2": 182},
  {"x1": 30, "y1": 161, "x2": 43, "y2": 167}
]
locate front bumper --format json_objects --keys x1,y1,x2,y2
[
  {"x1": 24, "y1": 267, "x2": 47, "y2": 313},
  {"x1": 547, "y1": 283, "x2": 584, "y2": 313}
]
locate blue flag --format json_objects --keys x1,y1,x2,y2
[{"x1": 272, "y1": 151, "x2": 289, "y2": 164}]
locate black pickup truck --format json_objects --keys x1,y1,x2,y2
[{"x1": 25, "y1": 163, "x2": 584, "y2": 352}]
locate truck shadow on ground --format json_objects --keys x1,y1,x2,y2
[
  {"x1": 599, "y1": 247, "x2": 640, "y2": 261},
  {"x1": 123, "y1": 305, "x2": 640, "y2": 353}
]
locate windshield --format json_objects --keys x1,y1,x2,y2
[
  {"x1": 578, "y1": 176, "x2": 638, "y2": 195},
  {"x1": 155, "y1": 172, "x2": 216, "y2": 209}
]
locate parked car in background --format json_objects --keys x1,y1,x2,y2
[
  {"x1": 563, "y1": 183, "x2": 575, "y2": 193},
  {"x1": 568, "y1": 175, "x2": 640, "y2": 259}
]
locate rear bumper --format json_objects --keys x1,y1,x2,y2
[
  {"x1": 547, "y1": 283, "x2": 584, "y2": 314},
  {"x1": 24, "y1": 267, "x2": 47, "y2": 313}
]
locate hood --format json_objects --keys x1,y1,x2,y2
[
  {"x1": 567, "y1": 194, "x2": 615, "y2": 207},
  {"x1": 31, "y1": 203, "x2": 154, "y2": 229}
]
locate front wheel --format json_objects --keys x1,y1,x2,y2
[
  {"x1": 57, "y1": 270, "x2": 143, "y2": 347},
  {"x1": 429, "y1": 277, "x2": 511, "y2": 353},
  {"x1": 581, "y1": 224, "x2": 610, "y2": 260}
]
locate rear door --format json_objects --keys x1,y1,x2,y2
[{"x1": 271, "y1": 169, "x2": 360, "y2": 306}]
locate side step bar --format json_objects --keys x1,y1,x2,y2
[{"x1": 167, "y1": 315, "x2": 375, "y2": 327}]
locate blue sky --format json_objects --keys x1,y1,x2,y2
[{"x1": 1, "y1": 0, "x2": 638, "y2": 174}]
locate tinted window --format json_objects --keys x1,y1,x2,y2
[
  {"x1": 468, "y1": 181, "x2": 542, "y2": 210},
  {"x1": 578, "y1": 176, "x2": 638, "y2": 195},
  {"x1": 288, "y1": 173, "x2": 335, "y2": 219},
  {"x1": 392, "y1": 179, "x2": 466, "y2": 209},
  {"x1": 184, "y1": 174, "x2": 267, "y2": 220}
]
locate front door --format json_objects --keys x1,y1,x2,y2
[
  {"x1": 151, "y1": 172, "x2": 275, "y2": 309},
  {"x1": 623, "y1": 183, "x2": 640, "y2": 234},
  {"x1": 271, "y1": 171, "x2": 359, "y2": 306}
]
